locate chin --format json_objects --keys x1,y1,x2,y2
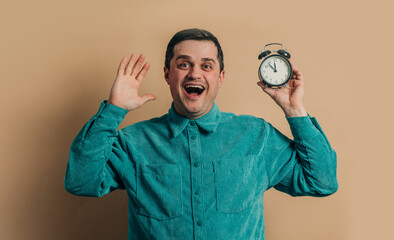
[
  {"x1": 184, "y1": 105, "x2": 203, "y2": 115},
  {"x1": 176, "y1": 102, "x2": 203, "y2": 118}
]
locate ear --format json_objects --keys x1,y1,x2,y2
[
  {"x1": 218, "y1": 70, "x2": 225, "y2": 88},
  {"x1": 164, "y1": 66, "x2": 170, "y2": 85},
  {"x1": 163, "y1": 67, "x2": 170, "y2": 85}
]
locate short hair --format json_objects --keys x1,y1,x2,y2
[{"x1": 165, "y1": 28, "x2": 224, "y2": 72}]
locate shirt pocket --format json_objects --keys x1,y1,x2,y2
[
  {"x1": 136, "y1": 163, "x2": 183, "y2": 220},
  {"x1": 213, "y1": 155, "x2": 261, "y2": 214}
]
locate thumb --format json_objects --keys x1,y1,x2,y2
[
  {"x1": 140, "y1": 94, "x2": 157, "y2": 105},
  {"x1": 257, "y1": 82, "x2": 275, "y2": 97}
]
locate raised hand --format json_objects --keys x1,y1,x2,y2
[
  {"x1": 257, "y1": 59, "x2": 307, "y2": 117},
  {"x1": 107, "y1": 53, "x2": 156, "y2": 111}
]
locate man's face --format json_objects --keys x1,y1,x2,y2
[{"x1": 164, "y1": 40, "x2": 225, "y2": 119}]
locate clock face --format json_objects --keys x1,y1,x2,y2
[{"x1": 259, "y1": 55, "x2": 292, "y2": 86}]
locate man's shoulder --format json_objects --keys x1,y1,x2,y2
[
  {"x1": 220, "y1": 110, "x2": 265, "y2": 121},
  {"x1": 219, "y1": 111, "x2": 267, "y2": 126}
]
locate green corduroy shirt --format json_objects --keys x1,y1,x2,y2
[{"x1": 64, "y1": 100, "x2": 338, "y2": 240}]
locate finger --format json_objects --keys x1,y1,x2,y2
[
  {"x1": 288, "y1": 58, "x2": 298, "y2": 70},
  {"x1": 257, "y1": 81, "x2": 270, "y2": 90},
  {"x1": 289, "y1": 59, "x2": 303, "y2": 80},
  {"x1": 291, "y1": 74, "x2": 299, "y2": 81},
  {"x1": 125, "y1": 53, "x2": 137, "y2": 75},
  {"x1": 140, "y1": 94, "x2": 156, "y2": 105},
  {"x1": 257, "y1": 82, "x2": 275, "y2": 96},
  {"x1": 293, "y1": 70, "x2": 303, "y2": 81},
  {"x1": 131, "y1": 54, "x2": 145, "y2": 77},
  {"x1": 257, "y1": 81, "x2": 268, "y2": 90},
  {"x1": 136, "y1": 62, "x2": 150, "y2": 82},
  {"x1": 117, "y1": 56, "x2": 127, "y2": 75},
  {"x1": 257, "y1": 81, "x2": 265, "y2": 88},
  {"x1": 294, "y1": 69, "x2": 303, "y2": 80}
]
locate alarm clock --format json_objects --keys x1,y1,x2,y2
[{"x1": 258, "y1": 43, "x2": 292, "y2": 88}]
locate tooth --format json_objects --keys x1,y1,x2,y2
[{"x1": 185, "y1": 85, "x2": 204, "y2": 89}]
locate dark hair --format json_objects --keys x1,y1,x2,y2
[{"x1": 165, "y1": 28, "x2": 224, "y2": 72}]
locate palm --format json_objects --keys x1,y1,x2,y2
[
  {"x1": 108, "y1": 53, "x2": 156, "y2": 111},
  {"x1": 267, "y1": 78, "x2": 304, "y2": 109}
]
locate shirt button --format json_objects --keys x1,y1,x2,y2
[
  {"x1": 190, "y1": 121, "x2": 196, "y2": 126},
  {"x1": 194, "y1": 162, "x2": 199, "y2": 168},
  {"x1": 191, "y1": 136, "x2": 197, "y2": 140},
  {"x1": 195, "y1": 190, "x2": 200, "y2": 195},
  {"x1": 197, "y1": 220, "x2": 203, "y2": 226}
]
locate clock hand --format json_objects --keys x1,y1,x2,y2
[
  {"x1": 274, "y1": 62, "x2": 277, "y2": 72},
  {"x1": 268, "y1": 63, "x2": 276, "y2": 71}
]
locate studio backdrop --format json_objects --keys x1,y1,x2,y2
[{"x1": 1, "y1": 0, "x2": 393, "y2": 239}]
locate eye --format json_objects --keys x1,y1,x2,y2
[
  {"x1": 178, "y1": 62, "x2": 190, "y2": 69},
  {"x1": 203, "y1": 64, "x2": 212, "y2": 69}
]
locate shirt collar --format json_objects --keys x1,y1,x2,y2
[{"x1": 168, "y1": 102, "x2": 221, "y2": 138}]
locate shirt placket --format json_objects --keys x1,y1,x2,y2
[{"x1": 187, "y1": 120, "x2": 206, "y2": 240}]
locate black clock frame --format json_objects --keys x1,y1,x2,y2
[{"x1": 258, "y1": 54, "x2": 293, "y2": 88}]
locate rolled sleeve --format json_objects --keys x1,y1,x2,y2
[
  {"x1": 286, "y1": 114, "x2": 320, "y2": 140},
  {"x1": 94, "y1": 100, "x2": 128, "y2": 125}
]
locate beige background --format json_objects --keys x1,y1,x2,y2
[{"x1": 1, "y1": 0, "x2": 393, "y2": 239}]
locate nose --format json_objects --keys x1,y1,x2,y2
[{"x1": 187, "y1": 66, "x2": 202, "y2": 80}]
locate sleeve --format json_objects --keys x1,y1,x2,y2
[
  {"x1": 263, "y1": 114, "x2": 338, "y2": 197},
  {"x1": 64, "y1": 100, "x2": 133, "y2": 197}
]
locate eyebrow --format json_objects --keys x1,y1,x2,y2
[
  {"x1": 175, "y1": 55, "x2": 191, "y2": 61},
  {"x1": 202, "y1": 57, "x2": 216, "y2": 63},
  {"x1": 175, "y1": 55, "x2": 216, "y2": 64}
]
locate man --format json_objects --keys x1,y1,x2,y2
[{"x1": 64, "y1": 28, "x2": 338, "y2": 240}]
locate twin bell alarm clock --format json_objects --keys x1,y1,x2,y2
[{"x1": 258, "y1": 43, "x2": 292, "y2": 88}]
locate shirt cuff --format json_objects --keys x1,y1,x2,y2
[
  {"x1": 285, "y1": 114, "x2": 320, "y2": 139},
  {"x1": 94, "y1": 100, "x2": 129, "y2": 126}
]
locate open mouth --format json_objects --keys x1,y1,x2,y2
[{"x1": 184, "y1": 84, "x2": 205, "y2": 96}]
